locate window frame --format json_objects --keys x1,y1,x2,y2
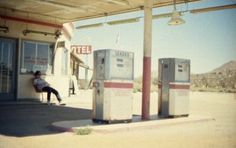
[{"x1": 20, "y1": 40, "x2": 54, "y2": 75}]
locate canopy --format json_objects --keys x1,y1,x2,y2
[{"x1": 0, "y1": 0, "x2": 200, "y2": 25}]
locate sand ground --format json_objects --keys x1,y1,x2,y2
[{"x1": 0, "y1": 91, "x2": 235, "y2": 148}]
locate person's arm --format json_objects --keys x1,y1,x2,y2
[
  {"x1": 33, "y1": 78, "x2": 42, "y2": 92},
  {"x1": 33, "y1": 78, "x2": 38, "y2": 85},
  {"x1": 34, "y1": 78, "x2": 48, "y2": 87}
]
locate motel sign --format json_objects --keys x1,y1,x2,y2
[{"x1": 71, "y1": 45, "x2": 92, "y2": 54}]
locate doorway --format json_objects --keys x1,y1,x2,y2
[{"x1": 0, "y1": 37, "x2": 17, "y2": 101}]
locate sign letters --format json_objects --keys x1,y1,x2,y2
[{"x1": 71, "y1": 45, "x2": 92, "y2": 54}]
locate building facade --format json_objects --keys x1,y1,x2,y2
[{"x1": 0, "y1": 16, "x2": 83, "y2": 101}]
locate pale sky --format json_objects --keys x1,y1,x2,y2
[{"x1": 72, "y1": 0, "x2": 236, "y2": 77}]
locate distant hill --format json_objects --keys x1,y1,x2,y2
[
  {"x1": 191, "y1": 60, "x2": 236, "y2": 93},
  {"x1": 211, "y1": 60, "x2": 236, "y2": 74},
  {"x1": 133, "y1": 61, "x2": 236, "y2": 93}
]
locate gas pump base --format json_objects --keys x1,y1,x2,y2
[
  {"x1": 159, "y1": 114, "x2": 189, "y2": 118},
  {"x1": 169, "y1": 114, "x2": 189, "y2": 118},
  {"x1": 92, "y1": 118, "x2": 132, "y2": 124}
]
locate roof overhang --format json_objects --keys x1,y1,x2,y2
[{"x1": 0, "y1": 0, "x2": 200, "y2": 26}]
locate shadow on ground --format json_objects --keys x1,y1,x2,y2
[{"x1": 0, "y1": 102, "x2": 91, "y2": 137}]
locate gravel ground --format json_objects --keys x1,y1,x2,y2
[{"x1": 0, "y1": 91, "x2": 235, "y2": 148}]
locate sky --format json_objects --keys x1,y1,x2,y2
[{"x1": 72, "y1": 0, "x2": 236, "y2": 77}]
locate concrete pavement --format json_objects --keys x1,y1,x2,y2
[
  {"x1": 51, "y1": 90, "x2": 214, "y2": 134},
  {"x1": 51, "y1": 115, "x2": 214, "y2": 134},
  {"x1": 0, "y1": 90, "x2": 215, "y2": 137}
]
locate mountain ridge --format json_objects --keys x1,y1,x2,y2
[
  {"x1": 211, "y1": 60, "x2": 236, "y2": 73},
  {"x1": 189, "y1": 60, "x2": 235, "y2": 92}
]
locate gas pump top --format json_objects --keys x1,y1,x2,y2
[{"x1": 93, "y1": 49, "x2": 134, "y2": 80}]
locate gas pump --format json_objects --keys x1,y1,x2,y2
[
  {"x1": 93, "y1": 49, "x2": 134, "y2": 123},
  {"x1": 158, "y1": 58, "x2": 190, "y2": 117}
]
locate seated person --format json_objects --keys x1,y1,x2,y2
[{"x1": 33, "y1": 70, "x2": 64, "y2": 105}]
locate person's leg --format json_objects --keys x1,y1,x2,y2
[
  {"x1": 47, "y1": 86, "x2": 62, "y2": 102},
  {"x1": 72, "y1": 82, "x2": 75, "y2": 94},
  {"x1": 42, "y1": 87, "x2": 51, "y2": 103}
]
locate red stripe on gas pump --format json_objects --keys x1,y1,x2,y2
[
  {"x1": 104, "y1": 82, "x2": 133, "y2": 89},
  {"x1": 169, "y1": 84, "x2": 190, "y2": 89},
  {"x1": 158, "y1": 83, "x2": 190, "y2": 89}
]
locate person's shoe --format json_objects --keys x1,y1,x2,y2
[
  {"x1": 59, "y1": 100, "x2": 66, "y2": 106},
  {"x1": 47, "y1": 101, "x2": 51, "y2": 106}
]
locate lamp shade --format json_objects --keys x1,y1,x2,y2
[{"x1": 168, "y1": 10, "x2": 185, "y2": 25}]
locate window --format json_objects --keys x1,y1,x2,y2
[
  {"x1": 61, "y1": 48, "x2": 68, "y2": 75},
  {"x1": 21, "y1": 40, "x2": 54, "y2": 74}
]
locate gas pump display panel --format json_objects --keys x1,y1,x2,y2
[{"x1": 94, "y1": 49, "x2": 134, "y2": 80}]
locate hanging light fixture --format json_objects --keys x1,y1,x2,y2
[
  {"x1": 168, "y1": 0, "x2": 185, "y2": 26},
  {"x1": 0, "y1": 25, "x2": 9, "y2": 33},
  {"x1": 22, "y1": 29, "x2": 61, "y2": 39},
  {"x1": 0, "y1": 17, "x2": 9, "y2": 33}
]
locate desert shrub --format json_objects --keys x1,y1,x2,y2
[{"x1": 75, "y1": 127, "x2": 92, "y2": 135}]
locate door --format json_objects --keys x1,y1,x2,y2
[{"x1": 0, "y1": 38, "x2": 17, "y2": 101}]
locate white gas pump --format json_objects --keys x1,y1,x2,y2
[
  {"x1": 158, "y1": 58, "x2": 190, "y2": 117},
  {"x1": 93, "y1": 49, "x2": 134, "y2": 123}
]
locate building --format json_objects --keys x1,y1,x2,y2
[{"x1": 0, "y1": 15, "x2": 87, "y2": 101}]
